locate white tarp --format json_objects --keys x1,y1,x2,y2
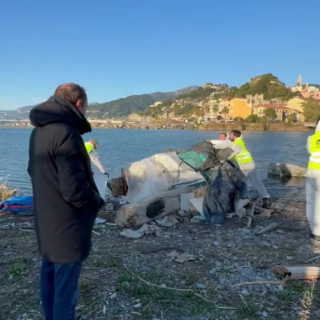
[{"x1": 123, "y1": 152, "x2": 205, "y2": 203}]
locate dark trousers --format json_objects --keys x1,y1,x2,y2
[{"x1": 40, "y1": 258, "x2": 82, "y2": 320}]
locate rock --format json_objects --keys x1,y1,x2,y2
[
  {"x1": 261, "y1": 311, "x2": 268, "y2": 317},
  {"x1": 286, "y1": 256, "x2": 293, "y2": 260},
  {"x1": 277, "y1": 285, "x2": 284, "y2": 291},
  {"x1": 241, "y1": 289, "x2": 249, "y2": 296},
  {"x1": 239, "y1": 228, "x2": 251, "y2": 235},
  {"x1": 110, "y1": 293, "x2": 117, "y2": 299},
  {"x1": 209, "y1": 268, "x2": 216, "y2": 275},
  {"x1": 215, "y1": 261, "x2": 222, "y2": 267},
  {"x1": 133, "y1": 303, "x2": 141, "y2": 308},
  {"x1": 276, "y1": 229, "x2": 284, "y2": 234},
  {"x1": 160, "y1": 284, "x2": 167, "y2": 288},
  {"x1": 196, "y1": 283, "x2": 206, "y2": 289},
  {"x1": 213, "y1": 241, "x2": 220, "y2": 247},
  {"x1": 268, "y1": 163, "x2": 306, "y2": 178}
]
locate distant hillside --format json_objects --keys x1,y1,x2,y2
[
  {"x1": 143, "y1": 84, "x2": 230, "y2": 118},
  {"x1": 228, "y1": 73, "x2": 294, "y2": 100},
  {"x1": 87, "y1": 86, "x2": 199, "y2": 118},
  {"x1": 0, "y1": 86, "x2": 199, "y2": 120}
]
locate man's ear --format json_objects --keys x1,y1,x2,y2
[{"x1": 75, "y1": 99, "x2": 85, "y2": 114}]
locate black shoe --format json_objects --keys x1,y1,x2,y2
[{"x1": 262, "y1": 198, "x2": 271, "y2": 209}]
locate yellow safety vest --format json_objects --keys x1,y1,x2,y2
[
  {"x1": 232, "y1": 138, "x2": 253, "y2": 165},
  {"x1": 85, "y1": 142, "x2": 94, "y2": 154},
  {"x1": 308, "y1": 132, "x2": 320, "y2": 170}
]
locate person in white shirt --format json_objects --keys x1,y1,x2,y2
[
  {"x1": 209, "y1": 131, "x2": 271, "y2": 208},
  {"x1": 85, "y1": 139, "x2": 108, "y2": 176}
]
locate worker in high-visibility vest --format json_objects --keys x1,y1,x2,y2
[
  {"x1": 85, "y1": 139, "x2": 108, "y2": 176},
  {"x1": 306, "y1": 118, "x2": 320, "y2": 248},
  {"x1": 214, "y1": 130, "x2": 271, "y2": 208}
]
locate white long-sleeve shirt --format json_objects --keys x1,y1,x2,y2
[
  {"x1": 89, "y1": 150, "x2": 106, "y2": 174},
  {"x1": 209, "y1": 139, "x2": 242, "y2": 160}
]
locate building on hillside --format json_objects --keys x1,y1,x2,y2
[
  {"x1": 229, "y1": 98, "x2": 252, "y2": 119},
  {"x1": 286, "y1": 97, "x2": 305, "y2": 113},
  {"x1": 246, "y1": 94, "x2": 264, "y2": 106},
  {"x1": 253, "y1": 104, "x2": 304, "y2": 122},
  {"x1": 301, "y1": 89, "x2": 320, "y2": 100},
  {"x1": 291, "y1": 75, "x2": 303, "y2": 92}
]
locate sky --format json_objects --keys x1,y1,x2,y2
[{"x1": 0, "y1": 0, "x2": 319, "y2": 109}]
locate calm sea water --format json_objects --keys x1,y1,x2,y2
[{"x1": 0, "y1": 128, "x2": 310, "y2": 195}]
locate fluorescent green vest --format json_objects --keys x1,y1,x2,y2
[
  {"x1": 308, "y1": 132, "x2": 320, "y2": 170},
  {"x1": 85, "y1": 142, "x2": 94, "y2": 154},
  {"x1": 232, "y1": 138, "x2": 253, "y2": 165}
]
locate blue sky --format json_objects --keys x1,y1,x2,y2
[{"x1": 0, "y1": 0, "x2": 319, "y2": 109}]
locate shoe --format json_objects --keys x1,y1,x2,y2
[{"x1": 262, "y1": 198, "x2": 271, "y2": 209}]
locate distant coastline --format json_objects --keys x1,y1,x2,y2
[{"x1": 0, "y1": 121, "x2": 313, "y2": 132}]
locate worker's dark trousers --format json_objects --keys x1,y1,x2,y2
[{"x1": 40, "y1": 258, "x2": 82, "y2": 320}]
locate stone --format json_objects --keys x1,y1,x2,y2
[
  {"x1": 277, "y1": 229, "x2": 284, "y2": 234},
  {"x1": 134, "y1": 303, "x2": 141, "y2": 308},
  {"x1": 209, "y1": 268, "x2": 216, "y2": 275},
  {"x1": 241, "y1": 289, "x2": 249, "y2": 296},
  {"x1": 286, "y1": 256, "x2": 293, "y2": 260},
  {"x1": 213, "y1": 241, "x2": 220, "y2": 247},
  {"x1": 110, "y1": 293, "x2": 117, "y2": 299},
  {"x1": 196, "y1": 283, "x2": 206, "y2": 289},
  {"x1": 268, "y1": 163, "x2": 307, "y2": 178},
  {"x1": 215, "y1": 261, "x2": 222, "y2": 267},
  {"x1": 261, "y1": 311, "x2": 268, "y2": 317}
]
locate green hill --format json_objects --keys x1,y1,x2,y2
[
  {"x1": 87, "y1": 86, "x2": 199, "y2": 118},
  {"x1": 227, "y1": 73, "x2": 294, "y2": 100}
]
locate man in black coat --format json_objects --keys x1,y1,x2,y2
[{"x1": 28, "y1": 83, "x2": 105, "y2": 320}]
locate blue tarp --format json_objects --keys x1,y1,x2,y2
[{"x1": 0, "y1": 195, "x2": 34, "y2": 214}]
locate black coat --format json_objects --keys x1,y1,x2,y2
[{"x1": 28, "y1": 96, "x2": 104, "y2": 264}]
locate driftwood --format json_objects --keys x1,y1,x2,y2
[
  {"x1": 246, "y1": 203, "x2": 255, "y2": 228},
  {"x1": 115, "y1": 186, "x2": 195, "y2": 228},
  {"x1": 273, "y1": 265, "x2": 320, "y2": 280},
  {"x1": 256, "y1": 222, "x2": 278, "y2": 235}
]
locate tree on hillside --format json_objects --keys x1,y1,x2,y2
[
  {"x1": 303, "y1": 98, "x2": 320, "y2": 122},
  {"x1": 221, "y1": 107, "x2": 229, "y2": 119},
  {"x1": 212, "y1": 105, "x2": 219, "y2": 114},
  {"x1": 264, "y1": 108, "x2": 277, "y2": 120}
]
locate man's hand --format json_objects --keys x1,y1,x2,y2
[{"x1": 103, "y1": 172, "x2": 109, "y2": 177}]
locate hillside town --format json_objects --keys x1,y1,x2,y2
[{"x1": 1, "y1": 75, "x2": 320, "y2": 129}]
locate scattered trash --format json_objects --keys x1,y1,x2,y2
[
  {"x1": 95, "y1": 217, "x2": 106, "y2": 224},
  {"x1": 156, "y1": 215, "x2": 179, "y2": 227},
  {"x1": 120, "y1": 224, "x2": 162, "y2": 239},
  {"x1": 273, "y1": 265, "x2": 320, "y2": 280},
  {"x1": 256, "y1": 222, "x2": 278, "y2": 235},
  {"x1": 167, "y1": 250, "x2": 197, "y2": 263},
  {"x1": 0, "y1": 222, "x2": 15, "y2": 228}
]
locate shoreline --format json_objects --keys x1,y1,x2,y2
[{"x1": 0, "y1": 123, "x2": 313, "y2": 132}]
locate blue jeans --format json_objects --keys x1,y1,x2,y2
[{"x1": 40, "y1": 259, "x2": 82, "y2": 320}]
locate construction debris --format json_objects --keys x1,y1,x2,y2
[
  {"x1": 120, "y1": 224, "x2": 163, "y2": 239},
  {"x1": 273, "y1": 265, "x2": 320, "y2": 280}
]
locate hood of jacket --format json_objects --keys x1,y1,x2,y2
[{"x1": 29, "y1": 96, "x2": 92, "y2": 135}]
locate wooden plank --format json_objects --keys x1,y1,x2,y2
[{"x1": 115, "y1": 186, "x2": 195, "y2": 228}]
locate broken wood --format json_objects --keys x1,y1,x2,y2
[
  {"x1": 246, "y1": 203, "x2": 255, "y2": 228},
  {"x1": 256, "y1": 222, "x2": 278, "y2": 235},
  {"x1": 234, "y1": 280, "x2": 284, "y2": 287},
  {"x1": 115, "y1": 186, "x2": 195, "y2": 228},
  {"x1": 273, "y1": 265, "x2": 320, "y2": 280},
  {"x1": 123, "y1": 264, "x2": 237, "y2": 310}
]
